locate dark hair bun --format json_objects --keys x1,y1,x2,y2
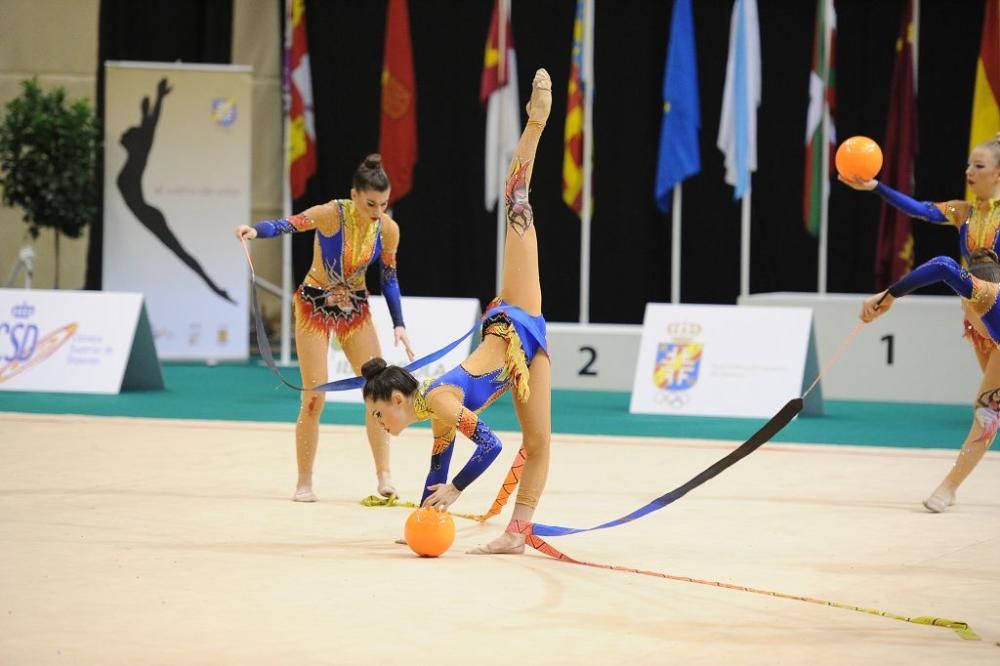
[
  {"x1": 363, "y1": 154, "x2": 383, "y2": 170},
  {"x1": 361, "y1": 357, "x2": 388, "y2": 381}
]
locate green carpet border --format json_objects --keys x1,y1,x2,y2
[{"x1": 0, "y1": 361, "x2": 969, "y2": 449}]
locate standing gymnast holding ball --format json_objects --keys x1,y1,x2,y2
[{"x1": 842, "y1": 136, "x2": 1000, "y2": 512}]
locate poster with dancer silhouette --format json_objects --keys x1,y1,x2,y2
[{"x1": 103, "y1": 62, "x2": 251, "y2": 360}]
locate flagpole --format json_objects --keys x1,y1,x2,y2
[
  {"x1": 817, "y1": 0, "x2": 830, "y2": 295},
  {"x1": 578, "y1": 0, "x2": 595, "y2": 323},
  {"x1": 280, "y1": 0, "x2": 293, "y2": 366},
  {"x1": 740, "y1": 189, "x2": 751, "y2": 297},
  {"x1": 671, "y1": 186, "x2": 682, "y2": 303},
  {"x1": 494, "y1": 0, "x2": 509, "y2": 296}
]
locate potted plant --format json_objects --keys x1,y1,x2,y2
[{"x1": 0, "y1": 78, "x2": 98, "y2": 288}]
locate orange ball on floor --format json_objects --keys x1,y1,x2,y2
[
  {"x1": 835, "y1": 136, "x2": 883, "y2": 181},
  {"x1": 405, "y1": 507, "x2": 456, "y2": 557}
]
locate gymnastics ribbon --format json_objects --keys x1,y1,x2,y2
[
  {"x1": 504, "y1": 520, "x2": 978, "y2": 640},
  {"x1": 497, "y1": 320, "x2": 868, "y2": 536},
  {"x1": 241, "y1": 239, "x2": 508, "y2": 392},
  {"x1": 508, "y1": 319, "x2": 977, "y2": 639},
  {"x1": 528, "y1": 397, "x2": 804, "y2": 536}
]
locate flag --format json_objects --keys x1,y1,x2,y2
[
  {"x1": 285, "y1": 0, "x2": 316, "y2": 201},
  {"x1": 655, "y1": 0, "x2": 700, "y2": 212},
  {"x1": 803, "y1": 0, "x2": 836, "y2": 236},
  {"x1": 968, "y1": 0, "x2": 999, "y2": 200},
  {"x1": 717, "y1": 0, "x2": 761, "y2": 201},
  {"x1": 562, "y1": 0, "x2": 585, "y2": 215},
  {"x1": 874, "y1": 0, "x2": 918, "y2": 290},
  {"x1": 481, "y1": 0, "x2": 520, "y2": 212},
  {"x1": 379, "y1": 0, "x2": 417, "y2": 206}
]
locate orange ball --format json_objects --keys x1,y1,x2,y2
[
  {"x1": 835, "y1": 136, "x2": 883, "y2": 181},
  {"x1": 404, "y1": 507, "x2": 455, "y2": 557}
]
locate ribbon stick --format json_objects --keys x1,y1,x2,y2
[{"x1": 360, "y1": 495, "x2": 481, "y2": 522}]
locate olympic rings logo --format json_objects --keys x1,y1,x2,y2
[{"x1": 653, "y1": 390, "x2": 691, "y2": 408}]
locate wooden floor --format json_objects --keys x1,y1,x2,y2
[{"x1": 1, "y1": 412, "x2": 998, "y2": 665}]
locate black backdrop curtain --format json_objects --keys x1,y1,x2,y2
[
  {"x1": 90, "y1": 0, "x2": 983, "y2": 324},
  {"x1": 86, "y1": 0, "x2": 233, "y2": 290}
]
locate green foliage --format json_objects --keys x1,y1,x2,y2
[{"x1": 0, "y1": 78, "x2": 99, "y2": 239}]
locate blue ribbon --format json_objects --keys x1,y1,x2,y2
[
  {"x1": 249, "y1": 275, "x2": 507, "y2": 392},
  {"x1": 531, "y1": 398, "x2": 804, "y2": 537}
]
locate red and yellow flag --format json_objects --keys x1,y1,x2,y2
[
  {"x1": 562, "y1": 0, "x2": 585, "y2": 215},
  {"x1": 480, "y1": 0, "x2": 512, "y2": 104},
  {"x1": 286, "y1": 0, "x2": 316, "y2": 201},
  {"x1": 379, "y1": 0, "x2": 417, "y2": 206},
  {"x1": 968, "y1": 0, "x2": 999, "y2": 200},
  {"x1": 480, "y1": 0, "x2": 520, "y2": 212}
]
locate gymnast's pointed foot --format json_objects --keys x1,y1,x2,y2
[
  {"x1": 467, "y1": 531, "x2": 525, "y2": 555},
  {"x1": 525, "y1": 68, "x2": 552, "y2": 124}
]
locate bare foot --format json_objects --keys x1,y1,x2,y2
[
  {"x1": 292, "y1": 488, "x2": 317, "y2": 502},
  {"x1": 525, "y1": 68, "x2": 552, "y2": 124},
  {"x1": 922, "y1": 488, "x2": 956, "y2": 513},
  {"x1": 467, "y1": 531, "x2": 525, "y2": 555},
  {"x1": 377, "y1": 471, "x2": 397, "y2": 499}
]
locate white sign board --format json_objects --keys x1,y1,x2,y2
[
  {"x1": 547, "y1": 322, "x2": 641, "y2": 391},
  {"x1": 739, "y1": 292, "x2": 978, "y2": 404},
  {"x1": 630, "y1": 304, "x2": 819, "y2": 418},
  {"x1": 325, "y1": 296, "x2": 482, "y2": 403},
  {"x1": 0, "y1": 288, "x2": 163, "y2": 394},
  {"x1": 103, "y1": 62, "x2": 252, "y2": 360}
]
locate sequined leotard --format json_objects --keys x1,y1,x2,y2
[{"x1": 253, "y1": 199, "x2": 404, "y2": 340}]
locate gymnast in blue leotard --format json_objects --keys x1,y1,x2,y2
[
  {"x1": 236, "y1": 155, "x2": 415, "y2": 504},
  {"x1": 846, "y1": 136, "x2": 1000, "y2": 514},
  {"x1": 862, "y1": 247, "x2": 1000, "y2": 514},
  {"x1": 841, "y1": 137, "x2": 1000, "y2": 367},
  {"x1": 360, "y1": 69, "x2": 554, "y2": 555}
]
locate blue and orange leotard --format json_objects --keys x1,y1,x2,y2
[
  {"x1": 253, "y1": 199, "x2": 404, "y2": 340},
  {"x1": 875, "y1": 183, "x2": 1000, "y2": 261},
  {"x1": 876, "y1": 183, "x2": 1000, "y2": 351},
  {"x1": 409, "y1": 302, "x2": 548, "y2": 503}
]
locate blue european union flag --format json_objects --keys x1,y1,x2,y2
[{"x1": 655, "y1": 0, "x2": 700, "y2": 212}]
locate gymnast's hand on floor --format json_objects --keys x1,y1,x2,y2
[{"x1": 423, "y1": 483, "x2": 460, "y2": 512}]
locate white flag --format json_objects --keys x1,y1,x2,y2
[{"x1": 716, "y1": 0, "x2": 761, "y2": 200}]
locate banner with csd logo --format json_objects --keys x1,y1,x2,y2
[
  {"x1": 629, "y1": 304, "x2": 820, "y2": 418},
  {"x1": 0, "y1": 289, "x2": 163, "y2": 394}
]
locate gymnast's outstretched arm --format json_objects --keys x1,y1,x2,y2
[
  {"x1": 420, "y1": 392, "x2": 504, "y2": 511},
  {"x1": 861, "y1": 256, "x2": 973, "y2": 322}
]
